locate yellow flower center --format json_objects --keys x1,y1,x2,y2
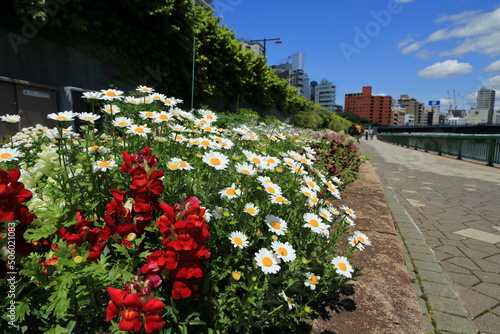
[
  {"x1": 232, "y1": 272, "x2": 241, "y2": 280},
  {"x1": 275, "y1": 196, "x2": 284, "y2": 203},
  {"x1": 309, "y1": 219, "x2": 319, "y2": 227},
  {"x1": 233, "y1": 237, "x2": 243, "y2": 245},
  {"x1": 210, "y1": 157, "x2": 221, "y2": 166},
  {"x1": 246, "y1": 208, "x2": 256, "y2": 215},
  {"x1": 134, "y1": 127, "x2": 145, "y2": 133},
  {"x1": 179, "y1": 161, "x2": 187, "y2": 168},
  {"x1": 277, "y1": 247, "x2": 288, "y2": 256},
  {"x1": 165, "y1": 99, "x2": 172, "y2": 104},
  {"x1": 201, "y1": 140, "x2": 210, "y2": 146},
  {"x1": 106, "y1": 91, "x2": 117, "y2": 97},
  {"x1": 117, "y1": 122, "x2": 127, "y2": 126},
  {"x1": 358, "y1": 236, "x2": 365, "y2": 243},
  {"x1": 252, "y1": 157, "x2": 261, "y2": 164},
  {"x1": 145, "y1": 112, "x2": 154, "y2": 117},
  {"x1": 338, "y1": 262, "x2": 347, "y2": 271},
  {"x1": 309, "y1": 275, "x2": 317, "y2": 285},
  {"x1": 56, "y1": 116, "x2": 68, "y2": 120},
  {"x1": 262, "y1": 257, "x2": 273, "y2": 267},
  {"x1": 266, "y1": 187, "x2": 276, "y2": 194},
  {"x1": 270, "y1": 221, "x2": 281, "y2": 229},
  {"x1": 159, "y1": 115, "x2": 169, "y2": 120},
  {"x1": 0, "y1": 153, "x2": 13, "y2": 159},
  {"x1": 226, "y1": 189, "x2": 236, "y2": 196},
  {"x1": 168, "y1": 164, "x2": 179, "y2": 170},
  {"x1": 90, "y1": 145, "x2": 100, "y2": 151},
  {"x1": 99, "y1": 161, "x2": 111, "y2": 168}
]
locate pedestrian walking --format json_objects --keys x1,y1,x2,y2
[{"x1": 364, "y1": 129, "x2": 369, "y2": 140}]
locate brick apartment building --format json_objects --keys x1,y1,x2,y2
[{"x1": 344, "y1": 86, "x2": 393, "y2": 125}]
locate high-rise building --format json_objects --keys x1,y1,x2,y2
[
  {"x1": 397, "y1": 94, "x2": 425, "y2": 125},
  {"x1": 314, "y1": 79, "x2": 337, "y2": 113},
  {"x1": 271, "y1": 52, "x2": 309, "y2": 98},
  {"x1": 476, "y1": 88, "x2": 496, "y2": 124},
  {"x1": 344, "y1": 86, "x2": 392, "y2": 125}
]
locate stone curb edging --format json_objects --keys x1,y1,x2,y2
[{"x1": 381, "y1": 184, "x2": 478, "y2": 334}]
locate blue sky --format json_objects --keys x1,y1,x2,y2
[{"x1": 214, "y1": 0, "x2": 500, "y2": 112}]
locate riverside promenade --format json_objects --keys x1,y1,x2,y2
[{"x1": 358, "y1": 138, "x2": 500, "y2": 334}]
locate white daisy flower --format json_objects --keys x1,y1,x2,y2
[
  {"x1": 81, "y1": 91, "x2": 103, "y2": 100},
  {"x1": 112, "y1": 117, "x2": 133, "y2": 128},
  {"x1": 229, "y1": 231, "x2": 249, "y2": 249},
  {"x1": 279, "y1": 291, "x2": 294, "y2": 310},
  {"x1": 304, "y1": 272, "x2": 321, "y2": 290},
  {"x1": 341, "y1": 205, "x2": 356, "y2": 219},
  {"x1": 202, "y1": 151, "x2": 229, "y2": 170},
  {"x1": 303, "y1": 213, "x2": 328, "y2": 234},
  {"x1": 263, "y1": 183, "x2": 282, "y2": 196},
  {"x1": 101, "y1": 104, "x2": 121, "y2": 115},
  {"x1": 271, "y1": 241, "x2": 296, "y2": 262},
  {"x1": 163, "y1": 97, "x2": 182, "y2": 107},
  {"x1": 349, "y1": 231, "x2": 371, "y2": 251},
  {"x1": 127, "y1": 124, "x2": 151, "y2": 137},
  {"x1": 235, "y1": 162, "x2": 257, "y2": 176},
  {"x1": 93, "y1": 159, "x2": 117, "y2": 172},
  {"x1": 136, "y1": 85, "x2": 154, "y2": 93},
  {"x1": 87, "y1": 145, "x2": 109, "y2": 155},
  {"x1": 331, "y1": 256, "x2": 354, "y2": 278},
  {"x1": 219, "y1": 183, "x2": 241, "y2": 200},
  {"x1": 243, "y1": 203, "x2": 259, "y2": 216},
  {"x1": 269, "y1": 195, "x2": 290, "y2": 205},
  {"x1": 100, "y1": 89, "x2": 124, "y2": 100},
  {"x1": 265, "y1": 215, "x2": 287, "y2": 235},
  {"x1": 254, "y1": 248, "x2": 281, "y2": 274},
  {"x1": 303, "y1": 176, "x2": 320, "y2": 191},
  {"x1": 0, "y1": 114, "x2": 20, "y2": 123},
  {"x1": 155, "y1": 112, "x2": 173, "y2": 122},
  {"x1": 318, "y1": 208, "x2": 333, "y2": 222},
  {"x1": 139, "y1": 111, "x2": 158, "y2": 120},
  {"x1": 124, "y1": 96, "x2": 141, "y2": 104},
  {"x1": 300, "y1": 186, "x2": 316, "y2": 198},
  {"x1": 328, "y1": 186, "x2": 341, "y2": 199},
  {"x1": 0, "y1": 147, "x2": 24, "y2": 162},
  {"x1": 78, "y1": 112, "x2": 101, "y2": 124},
  {"x1": 47, "y1": 111, "x2": 76, "y2": 121}
]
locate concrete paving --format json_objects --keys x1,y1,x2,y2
[{"x1": 357, "y1": 138, "x2": 500, "y2": 334}]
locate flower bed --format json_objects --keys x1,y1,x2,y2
[{"x1": 0, "y1": 87, "x2": 368, "y2": 333}]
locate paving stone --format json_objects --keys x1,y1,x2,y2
[
  {"x1": 471, "y1": 271, "x2": 500, "y2": 285},
  {"x1": 447, "y1": 257, "x2": 482, "y2": 271},
  {"x1": 472, "y1": 258, "x2": 500, "y2": 273},
  {"x1": 433, "y1": 311, "x2": 476, "y2": 333},
  {"x1": 441, "y1": 261, "x2": 474, "y2": 275},
  {"x1": 454, "y1": 285, "x2": 498, "y2": 318},
  {"x1": 407, "y1": 243, "x2": 436, "y2": 255},
  {"x1": 413, "y1": 260, "x2": 444, "y2": 273},
  {"x1": 422, "y1": 314, "x2": 435, "y2": 333},
  {"x1": 447, "y1": 272, "x2": 481, "y2": 288},
  {"x1": 472, "y1": 311, "x2": 500, "y2": 334},
  {"x1": 471, "y1": 282, "x2": 500, "y2": 300},
  {"x1": 427, "y1": 295, "x2": 469, "y2": 317},
  {"x1": 421, "y1": 281, "x2": 460, "y2": 300},
  {"x1": 435, "y1": 245, "x2": 466, "y2": 257},
  {"x1": 419, "y1": 269, "x2": 451, "y2": 285}
]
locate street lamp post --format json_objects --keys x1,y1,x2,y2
[{"x1": 249, "y1": 38, "x2": 282, "y2": 58}]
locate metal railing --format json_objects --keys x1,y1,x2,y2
[{"x1": 377, "y1": 133, "x2": 500, "y2": 166}]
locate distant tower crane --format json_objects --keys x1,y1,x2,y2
[{"x1": 457, "y1": 93, "x2": 476, "y2": 110}]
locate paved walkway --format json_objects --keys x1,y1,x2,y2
[{"x1": 357, "y1": 138, "x2": 500, "y2": 334}]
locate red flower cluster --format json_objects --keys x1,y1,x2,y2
[
  {"x1": 0, "y1": 168, "x2": 36, "y2": 259},
  {"x1": 103, "y1": 147, "x2": 164, "y2": 244},
  {"x1": 57, "y1": 211, "x2": 106, "y2": 261},
  {"x1": 142, "y1": 197, "x2": 210, "y2": 299},
  {"x1": 0, "y1": 168, "x2": 36, "y2": 225},
  {"x1": 106, "y1": 275, "x2": 165, "y2": 333}
]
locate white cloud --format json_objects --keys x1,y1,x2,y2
[
  {"x1": 484, "y1": 60, "x2": 500, "y2": 74},
  {"x1": 401, "y1": 8, "x2": 500, "y2": 57},
  {"x1": 481, "y1": 75, "x2": 500, "y2": 90},
  {"x1": 435, "y1": 10, "x2": 481, "y2": 24},
  {"x1": 417, "y1": 60, "x2": 473, "y2": 79}
]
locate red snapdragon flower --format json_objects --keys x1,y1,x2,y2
[
  {"x1": 0, "y1": 168, "x2": 36, "y2": 225},
  {"x1": 105, "y1": 275, "x2": 165, "y2": 333}
]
